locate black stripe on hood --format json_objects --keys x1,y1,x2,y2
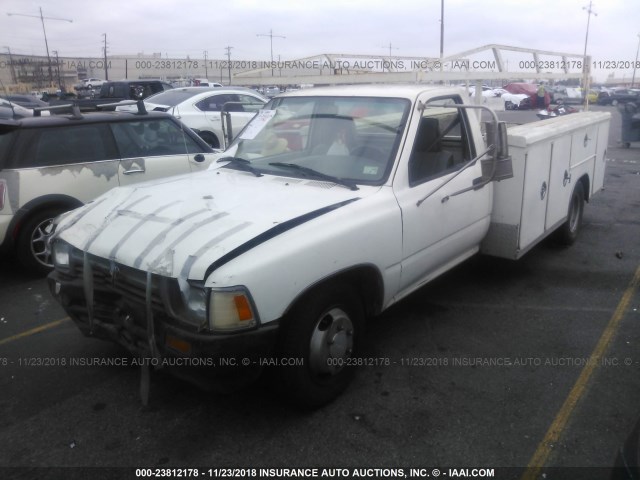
[{"x1": 204, "y1": 197, "x2": 360, "y2": 279}]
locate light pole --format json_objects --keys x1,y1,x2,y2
[
  {"x1": 257, "y1": 29, "x2": 285, "y2": 76},
  {"x1": 7, "y1": 7, "x2": 72, "y2": 87},
  {"x1": 380, "y1": 42, "x2": 399, "y2": 72},
  {"x1": 632, "y1": 34, "x2": 640, "y2": 88},
  {"x1": 102, "y1": 33, "x2": 108, "y2": 80},
  {"x1": 52, "y1": 50, "x2": 62, "y2": 91},
  {"x1": 4, "y1": 46, "x2": 17, "y2": 83},
  {"x1": 225, "y1": 46, "x2": 233, "y2": 85},
  {"x1": 440, "y1": 0, "x2": 444, "y2": 65},
  {"x1": 581, "y1": 1, "x2": 597, "y2": 110}
]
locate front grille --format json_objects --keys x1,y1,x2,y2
[{"x1": 67, "y1": 248, "x2": 166, "y2": 311}]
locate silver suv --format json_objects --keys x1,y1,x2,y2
[{"x1": 0, "y1": 107, "x2": 218, "y2": 274}]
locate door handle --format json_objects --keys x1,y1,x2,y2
[{"x1": 123, "y1": 168, "x2": 145, "y2": 175}]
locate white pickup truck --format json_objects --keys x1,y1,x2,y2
[{"x1": 47, "y1": 85, "x2": 610, "y2": 407}]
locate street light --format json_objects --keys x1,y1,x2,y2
[
  {"x1": 581, "y1": 1, "x2": 597, "y2": 110},
  {"x1": 257, "y1": 29, "x2": 285, "y2": 76},
  {"x1": 632, "y1": 34, "x2": 640, "y2": 88},
  {"x1": 7, "y1": 7, "x2": 72, "y2": 87}
]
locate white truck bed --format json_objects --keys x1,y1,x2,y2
[{"x1": 481, "y1": 111, "x2": 611, "y2": 259}]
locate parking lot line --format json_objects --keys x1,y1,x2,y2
[
  {"x1": 0, "y1": 317, "x2": 71, "y2": 346},
  {"x1": 522, "y1": 263, "x2": 640, "y2": 479}
]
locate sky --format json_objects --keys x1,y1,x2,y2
[{"x1": 1, "y1": 0, "x2": 639, "y2": 83}]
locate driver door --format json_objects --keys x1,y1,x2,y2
[{"x1": 393, "y1": 94, "x2": 492, "y2": 297}]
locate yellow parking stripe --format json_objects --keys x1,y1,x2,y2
[
  {"x1": 0, "y1": 317, "x2": 71, "y2": 346},
  {"x1": 522, "y1": 263, "x2": 640, "y2": 479}
]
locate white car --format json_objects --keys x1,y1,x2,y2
[
  {"x1": 0, "y1": 108, "x2": 218, "y2": 273},
  {"x1": 117, "y1": 87, "x2": 267, "y2": 149},
  {"x1": 83, "y1": 78, "x2": 107, "y2": 89}
]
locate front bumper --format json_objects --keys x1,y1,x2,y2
[{"x1": 47, "y1": 261, "x2": 280, "y2": 384}]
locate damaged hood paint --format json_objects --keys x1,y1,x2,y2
[{"x1": 54, "y1": 168, "x2": 371, "y2": 280}]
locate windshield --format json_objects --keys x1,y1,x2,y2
[{"x1": 221, "y1": 96, "x2": 410, "y2": 185}]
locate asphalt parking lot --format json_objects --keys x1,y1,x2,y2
[{"x1": 0, "y1": 104, "x2": 639, "y2": 480}]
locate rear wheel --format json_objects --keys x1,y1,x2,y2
[
  {"x1": 16, "y1": 207, "x2": 66, "y2": 275},
  {"x1": 556, "y1": 182, "x2": 585, "y2": 245},
  {"x1": 276, "y1": 283, "x2": 364, "y2": 408}
]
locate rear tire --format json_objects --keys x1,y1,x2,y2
[
  {"x1": 276, "y1": 283, "x2": 364, "y2": 409},
  {"x1": 556, "y1": 182, "x2": 585, "y2": 246},
  {"x1": 16, "y1": 207, "x2": 67, "y2": 275}
]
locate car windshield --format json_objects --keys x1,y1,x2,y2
[{"x1": 222, "y1": 96, "x2": 410, "y2": 186}]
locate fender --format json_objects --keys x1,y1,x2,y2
[{"x1": 2, "y1": 193, "x2": 83, "y2": 250}]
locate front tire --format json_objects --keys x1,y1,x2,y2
[
  {"x1": 16, "y1": 207, "x2": 66, "y2": 275},
  {"x1": 556, "y1": 181, "x2": 585, "y2": 245},
  {"x1": 276, "y1": 283, "x2": 364, "y2": 408}
]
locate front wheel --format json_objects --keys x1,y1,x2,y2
[
  {"x1": 276, "y1": 283, "x2": 364, "y2": 408},
  {"x1": 16, "y1": 207, "x2": 67, "y2": 275},
  {"x1": 556, "y1": 181, "x2": 585, "y2": 245}
]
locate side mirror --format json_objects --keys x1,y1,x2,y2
[{"x1": 482, "y1": 121, "x2": 513, "y2": 182}]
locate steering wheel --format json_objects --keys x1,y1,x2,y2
[{"x1": 351, "y1": 145, "x2": 385, "y2": 160}]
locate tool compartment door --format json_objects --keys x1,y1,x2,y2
[{"x1": 544, "y1": 136, "x2": 572, "y2": 230}]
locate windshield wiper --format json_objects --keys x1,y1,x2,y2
[
  {"x1": 268, "y1": 162, "x2": 359, "y2": 191},
  {"x1": 217, "y1": 156, "x2": 263, "y2": 177}
]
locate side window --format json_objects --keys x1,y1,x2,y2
[
  {"x1": 17, "y1": 124, "x2": 118, "y2": 168},
  {"x1": 112, "y1": 119, "x2": 206, "y2": 157},
  {"x1": 408, "y1": 96, "x2": 475, "y2": 186},
  {"x1": 0, "y1": 129, "x2": 17, "y2": 169},
  {"x1": 196, "y1": 94, "x2": 238, "y2": 112},
  {"x1": 238, "y1": 94, "x2": 264, "y2": 112}
]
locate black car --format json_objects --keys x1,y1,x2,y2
[
  {"x1": 50, "y1": 79, "x2": 175, "y2": 112},
  {"x1": 598, "y1": 89, "x2": 640, "y2": 106}
]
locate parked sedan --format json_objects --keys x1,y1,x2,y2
[
  {"x1": 117, "y1": 87, "x2": 267, "y2": 149},
  {"x1": 598, "y1": 89, "x2": 639, "y2": 106},
  {"x1": 83, "y1": 77, "x2": 106, "y2": 89}
]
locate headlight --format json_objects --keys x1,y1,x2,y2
[
  {"x1": 52, "y1": 241, "x2": 71, "y2": 268},
  {"x1": 208, "y1": 287, "x2": 258, "y2": 332}
]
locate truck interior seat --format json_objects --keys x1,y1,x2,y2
[{"x1": 409, "y1": 117, "x2": 454, "y2": 183}]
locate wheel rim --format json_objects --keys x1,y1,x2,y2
[
  {"x1": 30, "y1": 217, "x2": 55, "y2": 267},
  {"x1": 308, "y1": 307, "x2": 354, "y2": 377}
]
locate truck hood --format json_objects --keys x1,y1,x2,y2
[{"x1": 54, "y1": 168, "x2": 370, "y2": 280}]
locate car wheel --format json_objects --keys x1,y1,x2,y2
[
  {"x1": 16, "y1": 207, "x2": 67, "y2": 274},
  {"x1": 611, "y1": 99, "x2": 618, "y2": 106},
  {"x1": 556, "y1": 181, "x2": 585, "y2": 246},
  {"x1": 198, "y1": 131, "x2": 220, "y2": 149},
  {"x1": 276, "y1": 282, "x2": 364, "y2": 408}
]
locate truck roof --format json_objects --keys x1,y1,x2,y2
[{"x1": 279, "y1": 84, "x2": 467, "y2": 100}]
